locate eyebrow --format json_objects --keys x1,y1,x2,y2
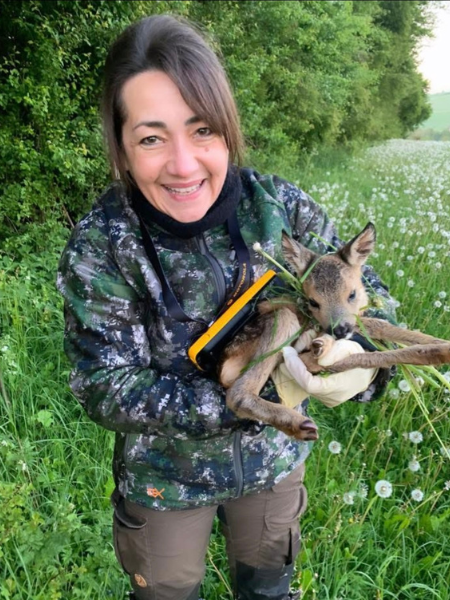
[{"x1": 132, "y1": 115, "x2": 202, "y2": 131}]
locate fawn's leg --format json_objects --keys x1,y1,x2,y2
[
  {"x1": 358, "y1": 317, "x2": 449, "y2": 346},
  {"x1": 226, "y1": 309, "x2": 318, "y2": 441},
  {"x1": 327, "y1": 342, "x2": 450, "y2": 372}
]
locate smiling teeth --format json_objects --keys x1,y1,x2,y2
[{"x1": 165, "y1": 183, "x2": 202, "y2": 195}]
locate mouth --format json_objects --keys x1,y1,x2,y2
[{"x1": 163, "y1": 180, "x2": 204, "y2": 197}]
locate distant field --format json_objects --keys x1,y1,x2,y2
[{"x1": 421, "y1": 92, "x2": 450, "y2": 131}]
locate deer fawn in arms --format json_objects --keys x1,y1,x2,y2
[{"x1": 219, "y1": 223, "x2": 450, "y2": 441}]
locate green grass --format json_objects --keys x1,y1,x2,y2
[
  {"x1": 1, "y1": 140, "x2": 450, "y2": 599},
  {"x1": 418, "y1": 92, "x2": 450, "y2": 132}
]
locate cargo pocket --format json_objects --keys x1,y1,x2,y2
[
  {"x1": 262, "y1": 467, "x2": 307, "y2": 567},
  {"x1": 112, "y1": 491, "x2": 148, "y2": 576}
]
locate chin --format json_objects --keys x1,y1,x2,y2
[{"x1": 171, "y1": 204, "x2": 212, "y2": 224}]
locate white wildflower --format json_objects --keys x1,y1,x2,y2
[
  {"x1": 409, "y1": 431, "x2": 423, "y2": 444},
  {"x1": 444, "y1": 481, "x2": 450, "y2": 491},
  {"x1": 343, "y1": 491, "x2": 356, "y2": 505},
  {"x1": 398, "y1": 380, "x2": 411, "y2": 393},
  {"x1": 375, "y1": 480, "x2": 393, "y2": 499},
  {"x1": 18, "y1": 460, "x2": 28, "y2": 473},
  {"x1": 440, "y1": 446, "x2": 450, "y2": 459},
  {"x1": 359, "y1": 482, "x2": 369, "y2": 499},
  {"x1": 438, "y1": 291, "x2": 447, "y2": 299},
  {"x1": 328, "y1": 441, "x2": 342, "y2": 455},
  {"x1": 253, "y1": 242, "x2": 262, "y2": 252},
  {"x1": 411, "y1": 489, "x2": 424, "y2": 502},
  {"x1": 408, "y1": 458, "x2": 420, "y2": 472}
]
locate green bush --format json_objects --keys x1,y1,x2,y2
[{"x1": 0, "y1": 0, "x2": 433, "y2": 249}]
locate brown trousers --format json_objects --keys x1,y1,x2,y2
[{"x1": 112, "y1": 464, "x2": 307, "y2": 600}]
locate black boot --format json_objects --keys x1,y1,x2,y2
[{"x1": 234, "y1": 561, "x2": 301, "y2": 599}]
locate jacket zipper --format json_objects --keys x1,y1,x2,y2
[
  {"x1": 233, "y1": 430, "x2": 244, "y2": 497},
  {"x1": 195, "y1": 234, "x2": 227, "y2": 309},
  {"x1": 196, "y1": 235, "x2": 244, "y2": 496}
]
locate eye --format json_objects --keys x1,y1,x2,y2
[
  {"x1": 196, "y1": 126, "x2": 213, "y2": 137},
  {"x1": 140, "y1": 135, "x2": 161, "y2": 146},
  {"x1": 348, "y1": 290, "x2": 356, "y2": 302},
  {"x1": 308, "y1": 298, "x2": 320, "y2": 309}
]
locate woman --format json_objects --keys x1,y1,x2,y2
[{"x1": 57, "y1": 14, "x2": 395, "y2": 600}]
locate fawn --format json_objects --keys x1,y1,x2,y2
[{"x1": 218, "y1": 223, "x2": 450, "y2": 441}]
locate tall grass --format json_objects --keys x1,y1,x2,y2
[{"x1": 1, "y1": 140, "x2": 450, "y2": 599}]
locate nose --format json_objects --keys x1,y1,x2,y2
[
  {"x1": 166, "y1": 137, "x2": 199, "y2": 178},
  {"x1": 327, "y1": 322, "x2": 354, "y2": 339}
]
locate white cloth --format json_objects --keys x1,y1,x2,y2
[{"x1": 272, "y1": 337, "x2": 378, "y2": 408}]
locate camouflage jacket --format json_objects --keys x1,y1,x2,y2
[{"x1": 57, "y1": 168, "x2": 395, "y2": 510}]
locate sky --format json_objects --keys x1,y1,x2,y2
[{"x1": 417, "y1": 4, "x2": 450, "y2": 94}]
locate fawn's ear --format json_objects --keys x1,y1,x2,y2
[
  {"x1": 338, "y1": 222, "x2": 376, "y2": 267},
  {"x1": 282, "y1": 232, "x2": 319, "y2": 277}
]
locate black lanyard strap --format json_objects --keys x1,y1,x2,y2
[{"x1": 135, "y1": 209, "x2": 253, "y2": 324}]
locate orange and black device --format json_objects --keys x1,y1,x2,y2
[{"x1": 188, "y1": 270, "x2": 277, "y2": 373}]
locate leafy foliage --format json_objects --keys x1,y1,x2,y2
[{"x1": 0, "y1": 0, "x2": 434, "y2": 248}]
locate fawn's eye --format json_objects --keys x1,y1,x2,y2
[
  {"x1": 308, "y1": 298, "x2": 320, "y2": 309},
  {"x1": 348, "y1": 290, "x2": 356, "y2": 302}
]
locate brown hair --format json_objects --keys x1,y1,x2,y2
[{"x1": 101, "y1": 14, "x2": 245, "y2": 185}]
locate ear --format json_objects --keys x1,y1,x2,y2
[
  {"x1": 338, "y1": 222, "x2": 376, "y2": 267},
  {"x1": 282, "y1": 232, "x2": 319, "y2": 277}
]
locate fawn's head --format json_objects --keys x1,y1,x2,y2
[{"x1": 282, "y1": 223, "x2": 376, "y2": 338}]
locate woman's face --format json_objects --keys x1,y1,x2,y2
[{"x1": 121, "y1": 70, "x2": 229, "y2": 223}]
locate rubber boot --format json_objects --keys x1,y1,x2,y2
[{"x1": 234, "y1": 561, "x2": 301, "y2": 599}]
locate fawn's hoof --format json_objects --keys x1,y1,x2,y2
[
  {"x1": 299, "y1": 419, "x2": 319, "y2": 441},
  {"x1": 312, "y1": 338, "x2": 324, "y2": 357}
]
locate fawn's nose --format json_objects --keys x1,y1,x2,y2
[{"x1": 328, "y1": 323, "x2": 353, "y2": 339}]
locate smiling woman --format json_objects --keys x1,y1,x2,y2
[
  {"x1": 120, "y1": 70, "x2": 229, "y2": 223},
  {"x1": 56, "y1": 13, "x2": 396, "y2": 600}
]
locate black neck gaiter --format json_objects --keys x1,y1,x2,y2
[{"x1": 131, "y1": 165, "x2": 242, "y2": 239}]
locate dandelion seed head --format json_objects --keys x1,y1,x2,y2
[
  {"x1": 411, "y1": 489, "x2": 424, "y2": 502},
  {"x1": 359, "y1": 483, "x2": 369, "y2": 499},
  {"x1": 409, "y1": 431, "x2": 423, "y2": 444},
  {"x1": 328, "y1": 441, "x2": 342, "y2": 455},
  {"x1": 408, "y1": 458, "x2": 420, "y2": 472},
  {"x1": 343, "y1": 492, "x2": 356, "y2": 505},
  {"x1": 440, "y1": 446, "x2": 450, "y2": 459},
  {"x1": 398, "y1": 380, "x2": 411, "y2": 393},
  {"x1": 375, "y1": 480, "x2": 393, "y2": 498}
]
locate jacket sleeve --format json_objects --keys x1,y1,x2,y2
[
  {"x1": 276, "y1": 177, "x2": 397, "y2": 401},
  {"x1": 57, "y1": 215, "x2": 240, "y2": 438}
]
